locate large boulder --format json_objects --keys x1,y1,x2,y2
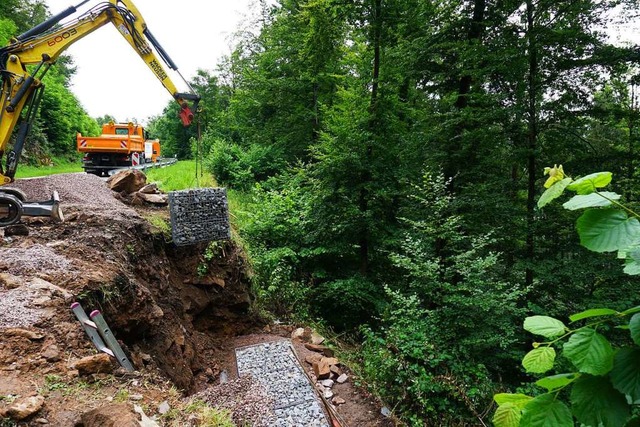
[{"x1": 107, "y1": 170, "x2": 147, "y2": 194}]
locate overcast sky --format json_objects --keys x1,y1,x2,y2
[{"x1": 43, "y1": 0, "x2": 255, "y2": 123}]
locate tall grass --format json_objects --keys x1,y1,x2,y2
[
  {"x1": 15, "y1": 157, "x2": 83, "y2": 178},
  {"x1": 145, "y1": 160, "x2": 217, "y2": 192}
]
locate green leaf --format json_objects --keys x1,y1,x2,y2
[
  {"x1": 630, "y1": 313, "x2": 640, "y2": 346},
  {"x1": 577, "y1": 209, "x2": 640, "y2": 253},
  {"x1": 569, "y1": 308, "x2": 619, "y2": 322},
  {"x1": 611, "y1": 347, "x2": 640, "y2": 402},
  {"x1": 562, "y1": 192, "x2": 620, "y2": 210},
  {"x1": 535, "y1": 373, "x2": 579, "y2": 392},
  {"x1": 523, "y1": 347, "x2": 556, "y2": 374},
  {"x1": 624, "y1": 258, "x2": 640, "y2": 275},
  {"x1": 493, "y1": 403, "x2": 522, "y2": 427},
  {"x1": 520, "y1": 394, "x2": 572, "y2": 427},
  {"x1": 624, "y1": 260, "x2": 640, "y2": 274},
  {"x1": 563, "y1": 328, "x2": 614, "y2": 375},
  {"x1": 524, "y1": 316, "x2": 566, "y2": 338},
  {"x1": 538, "y1": 177, "x2": 572, "y2": 209},
  {"x1": 571, "y1": 375, "x2": 630, "y2": 427},
  {"x1": 567, "y1": 172, "x2": 612, "y2": 194},
  {"x1": 494, "y1": 393, "x2": 533, "y2": 409}
]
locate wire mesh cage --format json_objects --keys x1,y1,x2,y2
[{"x1": 168, "y1": 187, "x2": 230, "y2": 246}]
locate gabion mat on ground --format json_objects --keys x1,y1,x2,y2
[
  {"x1": 235, "y1": 340, "x2": 330, "y2": 427},
  {"x1": 168, "y1": 188, "x2": 230, "y2": 246}
]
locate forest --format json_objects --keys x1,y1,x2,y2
[{"x1": 4, "y1": 0, "x2": 640, "y2": 425}]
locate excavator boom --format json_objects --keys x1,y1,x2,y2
[{"x1": 0, "y1": 0, "x2": 200, "y2": 226}]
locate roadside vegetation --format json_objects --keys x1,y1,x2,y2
[
  {"x1": 145, "y1": 160, "x2": 216, "y2": 192},
  {"x1": 15, "y1": 157, "x2": 83, "y2": 178}
]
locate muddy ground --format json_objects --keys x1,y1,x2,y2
[{"x1": 0, "y1": 173, "x2": 394, "y2": 427}]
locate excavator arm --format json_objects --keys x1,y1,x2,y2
[{"x1": 0, "y1": 0, "x2": 199, "y2": 185}]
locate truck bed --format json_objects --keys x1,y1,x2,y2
[{"x1": 77, "y1": 135, "x2": 145, "y2": 153}]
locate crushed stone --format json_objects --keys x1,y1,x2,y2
[
  {"x1": 235, "y1": 340, "x2": 330, "y2": 427},
  {"x1": 10, "y1": 173, "x2": 130, "y2": 210},
  {"x1": 0, "y1": 286, "x2": 43, "y2": 329},
  {"x1": 192, "y1": 376, "x2": 276, "y2": 426},
  {"x1": 0, "y1": 244, "x2": 71, "y2": 276}
]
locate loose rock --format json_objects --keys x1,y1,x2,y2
[
  {"x1": 291, "y1": 327, "x2": 306, "y2": 340},
  {"x1": 313, "y1": 358, "x2": 331, "y2": 380},
  {"x1": 80, "y1": 403, "x2": 140, "y2": 427},
  {"x1": 107, "y1": 170, "x2": 146, "y2": 194},
  {"x1": 4, "y1": 395, "x2": 45, "y2": 420},
  {"x1": 139, "y1": 183, "x2": 159, "y2": 194},
  {"x1": 41, "y1": 344, "x2": 61, "y2": 362},
  {"x1": 4, "y1": 224, "x2": 29, "y2": 237},
  {"x1": 157, "y1": 400, "x2": 170, "y2": 415},
  {"x1": 336, "y1": 373, "x2": 348, "y2": 384},
  {"x1": 332, "y1": 396, "x2": 346, "y2": 405},
  {"x1": 320, "y1": 379, "x2": 334, "y2": 388},
  {"x1": 3, "y1": 328, "x2": 45, "y2": 340},
  {"x1": 310, "y1": 332, "x2": 325, "y2": 345},
  {"x1": 134, "y1": 192, "x2": 168, "y2": 205},
  {"x1": 72, "y1": 353, "x2": 115, "y2": 375}
]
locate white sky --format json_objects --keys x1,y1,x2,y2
[{"x1": 43, "y1": 0, "x2": 256, "y2": 123}]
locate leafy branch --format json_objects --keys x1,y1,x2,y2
[{"x1": 493, "y1": 166, "x2": 640, "y2": 427}]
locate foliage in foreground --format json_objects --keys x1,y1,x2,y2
[{"x1": 494, "y1": 168, "x2": 640, "y2": 427}]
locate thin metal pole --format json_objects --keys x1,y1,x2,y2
[{"x1": 90, "y1": 310, "x2": 134, "y2": 372}]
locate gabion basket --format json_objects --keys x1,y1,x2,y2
[{"x1": 168, "y1": 188, "x2": 230, "y2": 246}]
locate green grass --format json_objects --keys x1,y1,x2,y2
[
  {"x1": 15, "y1": 157, "x2": 83, "y2": 178},
  {"x1": 145, "y1": 160, "x2": 217, "y2": 192}
]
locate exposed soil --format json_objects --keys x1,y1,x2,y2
[{"x1": 0, "y1": 173, "x2": 394, "y2": 427}]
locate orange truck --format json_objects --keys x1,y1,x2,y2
[{"x1": 77, "y1": 122, "x2": 161, "y2": 176}]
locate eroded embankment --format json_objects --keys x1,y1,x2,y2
[{"x1": 0, "y1": 173, "x2": 261, "y2": 424}]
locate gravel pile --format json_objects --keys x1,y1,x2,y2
[
  {"x1": 11, "y1": 173, "x2": 129, "y2": 210},
  {"x1": 0, "y1": 286, "x2": 43, "y2": 328},
  {"x1": 192, "y1": 376, "x2": 276, "y2": 426},
  {"x1": 235, "y1": 340, "x2": 329, "y2": 427},
  {"x1": 0, "y1": 244, "x2": 71, "y2": 276}
]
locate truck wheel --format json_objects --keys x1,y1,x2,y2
[{"x1": 0, "y1": 193, "x2": 23, "y2": 226}]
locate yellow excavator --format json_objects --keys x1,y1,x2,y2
[{"x1": 0, "y1": 0, "x2": 200, "y2": 226}]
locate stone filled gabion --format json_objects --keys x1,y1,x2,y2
[
  {"x1": 168, "y1": 188, "x2": 230, "y2": 246},
  {"x1": 235, "y1": 340, "x2": 330, "y2": 427}
]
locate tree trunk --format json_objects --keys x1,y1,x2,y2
[
  {"x1": 455, "y1": 0, "x2": 486, "y2": 109},
  {"x1": 525, "y1": 0, "x2": 537, "y2": 287},
  {"x1": 359, "y1": 0, "x2": 382, "y2": 276}
]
